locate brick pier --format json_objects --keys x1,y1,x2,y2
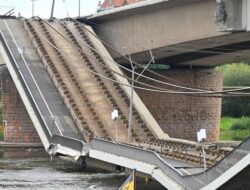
[
  {"x1": 1, "y1": 67, "x2": 40, "y2": 143},
  {"x1": 137, "y1": 68, "x2": 223, "y2": 142}
]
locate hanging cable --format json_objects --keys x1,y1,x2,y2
[
  {"x1": 43, "y1": 17, "x2": 232, "y2": 93},
  {"x1": 80, "y1": 18, "x2": 250, "y2": 86},
  {"x1": 25, "y1": 18, "x2": 250, "y2": 96}
]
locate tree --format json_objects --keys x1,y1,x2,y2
[{"x1": 219, "y1": 63, "x2": 250, "y2": 117}]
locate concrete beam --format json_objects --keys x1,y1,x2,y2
[
  {"x1": 247, "y1": 0, "x2": 250, "y2": 31},
  {"x1": 86, "y1": 0, "x2": 250, "y2": 66},
  {"x1": 86, "y1": 0, "x2": 228, "y2": 62}
]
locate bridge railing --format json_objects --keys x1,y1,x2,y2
[
  {"x1": 51, "y1": 135, "x2": 85, "y2": 153},
  {"x1": 0, "y1": 31, "x2": 52, "y2": 142},
  {"x1": 0, "y1": 31, "x2": 85, "y2": 156},
  {"x1": 90, "y1": 138, "x2": 194, "y2": 189},
  {"x1": 91, "y1": 137, "x2": 250, "y2": 190},
  {"x1": 186, "y1": 136, "x2": 250, "y2": 189}
]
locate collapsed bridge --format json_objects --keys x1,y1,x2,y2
[{"x1": 0, "y1": 16, "x2": 249, "y2": 190}]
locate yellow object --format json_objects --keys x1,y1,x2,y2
[
  {"x1": 121, "y1": 181, "x2": 134, "y2": 190},
  {"x1": 119, "y1": 170, "x2": 135, "y2": 190}
]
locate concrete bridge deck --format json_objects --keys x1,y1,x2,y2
[{"x1": 85, "y1": 0, "x2": 250, "y2": 67}]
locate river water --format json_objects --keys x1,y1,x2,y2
[{"x1": 0, "y1": 157, "x2": 164, "y2": 190}]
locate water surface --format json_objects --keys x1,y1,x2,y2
[{"x1": 0, "y1": 157, "x2": 164, "y2": 190}]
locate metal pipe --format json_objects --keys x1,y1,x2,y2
[
  {"x1": 50, "y1": 0, "x2": 55, "y2": 20},
  {"x1": 128, "y1": 53, "x2": 134, "y2": 143},
  {"x1": 202, "y1": 145, "x2": 207, "y2": 184},
  {"x1": 30, "y1": 0, "x2": 37, "y2": 17},
  {"x1": 78, "y1": 0, "x2": 81, "y2": 17}
]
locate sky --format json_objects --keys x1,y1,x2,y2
[{"x1": 0, "y1": 0, "x2": 102, "y2": 18}]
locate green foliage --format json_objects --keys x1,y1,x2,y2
[
  {"x1": 231, "y1": 117, "x2": 250, "y2": 130},
  {"x1": 220, "y1": 117, "x2": 238, "y2": 130},
  {"x1": 220, "y1": 116, "x2": 250, "y2": 141},
  {"x1": 220, "y1": 130, "x2": 250, "y2": 141},
  {"x1": 218, "y1": 63, "x2": 250, "y2": 117}
]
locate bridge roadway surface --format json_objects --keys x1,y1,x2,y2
[{"x1": 0, "y1": 18, "x2": 249, "y2": 190}]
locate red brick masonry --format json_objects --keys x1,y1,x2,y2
[
  {"x1": 136, "y1": 68, "x2": 223, "y2": 142},
  {"x1": 1, "y1": 68, "x2": 40, "y2": 143}
]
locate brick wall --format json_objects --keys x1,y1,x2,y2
[
  {"x1": 1, "y1": 67, "x2": 40, "y2": 143},
  {"x1": 135, "y1": 68, "x2": 223, "y2": 142}
]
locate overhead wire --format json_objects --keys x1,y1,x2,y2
[
  {"x1": 32, "y1": 17, "x2": 185, "y2": 93},
  {"x1": 47, "y1": 17, "x2": 249, "y2": 94},
  {"x1": 74, "y1": 18, "x2": 250, "y2": 93},
  {"x1": 61, "y1": 18, "x2": 250, "y2": 95},
  {"x1": 38, "y1": 17, "x2": 250, "y2": 96},
  {"x1": 76, "y1": 18, "x2": 201, "y2": 88},
  {"x1": 37, "y1": 17, "x2": 214, "y2": 93},
  {"x1": 23, "y1": 18, "x2": 250, "y2": 97}
]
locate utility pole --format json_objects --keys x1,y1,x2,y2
[
  {"x1": 50, "y1": 0, "x2": 55, "y2": 20},
  {"x1": 128, "y1": 53, "x2": 135, "y2": 143},
  {"x1": 30, "y1": 0, "x2": 37, "y2": 17},
  {"x1": 125, "y1": 48, "x2": 155, "y2": 143}
]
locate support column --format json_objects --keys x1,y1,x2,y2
[{"x1": 136, "y1": 68, "x2": 223, "y2": 142}]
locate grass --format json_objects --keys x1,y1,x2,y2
[
  {"x1": 220, "y1": 117, "x2": 250, "y2": 141},
  {"x1": 220, "y1": 117, "x2": 238, "y2": 130}
]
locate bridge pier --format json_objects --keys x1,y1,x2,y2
[
  {"x1": 136, "y1": 68, "x2": 223, "y2": 142},
  {"x1": 0, "y1": 67, "x2": 40, "y2": 143}
]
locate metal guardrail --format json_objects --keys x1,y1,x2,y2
[
  {"x1": 51, "y1": 135, "x2": 85, "y2": 153},
  {"x1": 188, "y1": 136, "x2": 250, "y2": 189},
  {"x1": 1, "y1": 21, "x2": 250, "y2": 189},
  {"x1": 91, "y1": 137, "x2": 250, "y2": 190},
  {"x1": 0, "y1": 31, "x2": 52, "y2": 142},
  {"x1": 90, "y1": 138, "x2": 189, "y2": 188},
  {"x1": 0, "y1": 30, "x2": 85, "y2": 156}
]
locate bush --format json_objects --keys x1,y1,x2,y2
[
  {"x1": 218, "y1": 63, "x2": 250, "y2": 117},
  {"x1": 231, "y1": 117, "x2": 250, "y2": 130}
]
